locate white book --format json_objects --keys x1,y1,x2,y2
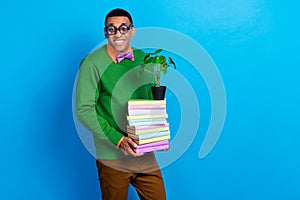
[
  {"x1": 128, "y1": 109, "x2": 166, "y2": 116},
  {"x1": 128, "y1": 99, "x2": 166, "y2": 106},
  {"x1": 127, "y1": 126, "x2": 170, "y2": 135},
  {"x1": 128, "y1": 119, "x2": 168, "y2": 126}
]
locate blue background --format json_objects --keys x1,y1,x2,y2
[{"x1": 1, "y1": 0, "x2": 299, "y2": 199}]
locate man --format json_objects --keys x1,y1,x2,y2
[{"x1": 76, "y1": 8, "x2": 166, "y2": 200}]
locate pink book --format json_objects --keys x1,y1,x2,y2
[
  {"x1": 128, "y1": 105, "x2": 166, "y2": 110},
  {"x1": 136, "y1": 144, "x2": 169, "y2": 154},
  {"x1": 136, "y1": 140, "x2": 169, "y2": 149}
]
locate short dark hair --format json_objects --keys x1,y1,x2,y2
[{"x1": 104, "y1": 8, "x2": 133, "y2": 26}]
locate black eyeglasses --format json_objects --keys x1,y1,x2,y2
[{"x1": 105, "y1": 24, "x2": 133, "y2": 35}]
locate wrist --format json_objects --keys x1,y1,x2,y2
[{"x1": 117, "y1": 136, "x2": 125, "y2": 148}]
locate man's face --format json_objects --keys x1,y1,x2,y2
[{"x1": 105, "y1": 16, "x2": 135, "y2": 53}]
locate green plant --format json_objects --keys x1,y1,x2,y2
[{"x1": 141, "y1": 49, "x2": 176, "y2": 87}]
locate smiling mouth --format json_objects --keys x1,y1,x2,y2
[{"x1": 114, "y1": 39, "x2": 125, "y2": 45}]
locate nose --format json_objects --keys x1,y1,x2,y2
[{"x1": 114, "y1": 29, "x2": 122, "y2": 36}]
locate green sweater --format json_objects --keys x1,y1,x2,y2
[{"x1": 76, "y1": 45, "x2": 152, "y2": 159}]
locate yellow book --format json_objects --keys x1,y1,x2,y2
[
  {"x1": 134, "y1": 135, "x2": 170, "y2": 145},
  {"x1": 128, "y1": 131, "x2": 170, "y2": 140}
]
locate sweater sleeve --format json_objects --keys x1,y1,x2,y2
[{"x1": 75, "y1": 59, "x2": 124, "y2": 146}]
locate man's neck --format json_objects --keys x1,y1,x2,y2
[{"x1": 106, "y1": 45, "x2": 132, "y2": 63}]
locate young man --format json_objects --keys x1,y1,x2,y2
[{"x1": 76, "y1": 8, "x2": 166, "y2": 200}]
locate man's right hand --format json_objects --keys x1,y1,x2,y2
[{"x1": 119, "y1": 137, "x2": 143, "y2": 156}]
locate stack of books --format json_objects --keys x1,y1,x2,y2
[{"x1": 127, "y1": 99, "x2": 170, "y2": 154}]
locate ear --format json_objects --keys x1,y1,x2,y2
[
  {"x1": 131, "y1": 26, "x2": 135, "y2": 38},
  {"x1": 104, "y1": 28, "x2": 108, "y2": 38}
]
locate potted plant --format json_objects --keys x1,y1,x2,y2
[{"x1": 141, "y1": 49, "x2": 176, "y2": 100}]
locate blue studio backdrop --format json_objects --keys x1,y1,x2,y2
[{"x1": 1, "y1": 0, "x2": 299, "y2": 199}]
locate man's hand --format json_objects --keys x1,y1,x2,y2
[{"x1": 119, "y1": 137, "x2": 143, "y2": 156}]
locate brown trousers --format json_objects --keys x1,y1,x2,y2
[{"x1": 96, "y1": 154, "x2": 166, "y2": 200}]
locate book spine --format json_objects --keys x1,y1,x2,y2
[
  {"x1": 128, "y1": 119, "x2": 167, "y2": 126},
  {"x1": 128, "y1": 105, "x2": 166, "y2": 110},
  {"x1": 127, "y1": 123, "x2": 169, "y2": 131},
  {"x1": 136, "y1": 140, "x2": 169, "y2": 148},
  {"x1": 135, "y1": 144, "x2": 169, "y2": 154},
  {"x1": 127, "y1": 127, "x2": 170, "y2": 135},
  {"x1": 128, "y1": 109, "x2": 166, "y2": 116},
  {"x1": 135, "y1": 135, "x2": 170, "y2": 145},
  {"x1": 127, "y1": 114, "x2": 168, "y2": 120},
  {"x1": 128, "y1": 99, "x2": 166, "y2": 106},
  {"x1": 128, "y1": 131, "x2": 170, "y2": 140}
]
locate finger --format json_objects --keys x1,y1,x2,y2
[
  {"x1": 120, "y1": 141, "x2": 135, "y2": 155},
  {"x1": 126, "y1": 137, "x2": 138, "y2": 148},
  {"x1": 126, "y1": 147, "x2": 138, "y2": 156}
]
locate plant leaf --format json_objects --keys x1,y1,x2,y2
[
  {"x1": 144, "y1": 57, "x2": 154, "y2": 64},
  {"x1": 154, "y1": 49, "x2": 163, "y2": 54},
  {"x1": 161, "y1": 64, "x2": 168, "y2": 75},
  {"x1": 168, "y1": 57, "x2": 176, "y2": 69},
  {"x1": 154, "y1": 56, "x2": 167, "y2": 64},
  {"x1": 160, "y1": 56, "x2": 166, "y2": 64},
  {"x1": 153, "y1": 56, "x2": 161, "y2": 64},
  {"x1": 145, "y1": 63, "x2": 155, "y2": 73},
  {"x1": 144, "y1": 53, "x2": 151, "y2": 61}
]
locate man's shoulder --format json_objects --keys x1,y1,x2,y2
[
  {"x1": 84, "y1": 45, "x2": 107, "y2": 62},
  {"x1": 132, "y1": 48, "x2": 147, "y2": 60},
  {"x1": 80, "y1": 45, "x2": 112, "y2": 68},
  {"x1": 132, "y1": 47, "x2": 146, "y2": 54}
]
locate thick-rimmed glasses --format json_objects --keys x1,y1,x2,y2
[{"x1": 105, "y1": 24, "x2": 133, "y2": 35}]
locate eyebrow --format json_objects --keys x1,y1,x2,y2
[{"x1": 107, "y1": 23, "x2": 128, "y2": 27}]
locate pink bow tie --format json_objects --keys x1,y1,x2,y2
[{"x1": 116, "y1": 51, "x2": 134, "y2": 63}]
